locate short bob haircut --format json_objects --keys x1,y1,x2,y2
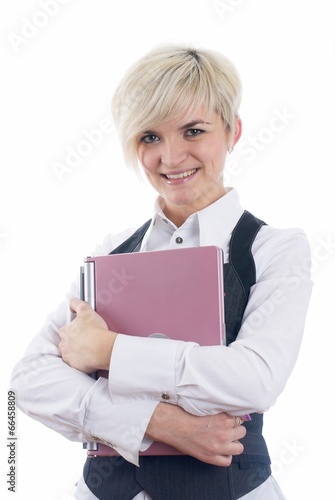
[{"x1": 111, "y1": 43, "x2": 242, "y2": 171}]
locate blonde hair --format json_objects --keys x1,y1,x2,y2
[{"x1": 111, "y1": 43, "x2": 242, "y2": 171}]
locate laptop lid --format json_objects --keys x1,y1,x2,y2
[
  {"x1": 82, "y1": 245, "x2": 225, "y2": 346},
  {"x1": 82, "y1": 245, "x2": 224, "y2": 456}
]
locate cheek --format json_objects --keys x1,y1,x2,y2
[
  {"x1": 136, "y1": 146, "x2": 144, "y2": 167},
  {"x1": 137, "y1": 147, "x2": 154, "y2": 171},
  {"x1": 195, "y1": 145, "x2": 223, "y2": 171},
  {"x1": 210, "y1": 143, "x2": 227, "y2": 170}
]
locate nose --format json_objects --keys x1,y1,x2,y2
[{"x1": 160, "y1": 138, "x2": 188, "y2": 168}]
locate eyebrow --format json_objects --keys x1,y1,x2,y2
[{"x1": 179, "y1": 120, "x2": 212, "y2": 130}]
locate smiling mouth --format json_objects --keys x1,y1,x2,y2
[{"x1": 162, "y1": 168, "x2": 199, "y2": 180}]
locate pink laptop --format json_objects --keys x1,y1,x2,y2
[{"x1": 81, "y1": 245, "x2": 225, "y2": 456}]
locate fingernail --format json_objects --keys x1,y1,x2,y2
[{"x1": 243, "y1": 414, "x2": 252, "y2": 421}]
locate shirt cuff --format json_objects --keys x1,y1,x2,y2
[
  {"x1": 109, "y1": 334, "x2": 197, "y2": 405},
  {"x1": 83, "y1": 377, "x2": 159, "y2": 466}
]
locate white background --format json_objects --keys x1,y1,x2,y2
[{"x1": 1, "y1": 0, "x2": 334, "y2": 498}]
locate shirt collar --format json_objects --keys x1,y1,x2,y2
[
  {"x1": 197, "y1": 188, "x2": 244, "y2": 248},
  {"x1": 141, "y1": 188, "x2": 244, "y2": 250}
]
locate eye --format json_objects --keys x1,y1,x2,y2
[
  {"x1": 140, "y1": 134, "x2": 160, "y2": 144},
  {"x1": 185, "y1": 128, "x2": 204, "y2": 137}
]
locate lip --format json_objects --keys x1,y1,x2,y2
[{"x1": 160, "y1": 168, "x2": 200, "y2": 185}]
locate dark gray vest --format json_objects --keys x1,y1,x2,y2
[{"x1": 83, "y1": 211, "x2": 272, "y2": 499}]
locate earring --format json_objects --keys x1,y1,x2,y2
[{"x1": 228, "y1": 146, "x2": 234, "y2": 154}]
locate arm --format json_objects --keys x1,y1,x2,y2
[
  {"x1": 57, "y1": 297, "x2": 247, "y2": 464},
  {"x1": 52, "y1": 226, "x2": 312, "y2": 462},
  {"x1": 9, "y1": 229, "x2": 164, "y2": 466},
  {"x1": 58, "y1": 228, "x2": 313, "y2": 417},
  {"x1": 107, "y1": 227, "x2": 313, "y2": 416},
  {"x1": 9, "y1": 282, "x2": 159, "y2": 465},
  {"x1": 10, "y1": 229, "x2": 244, "y2": 467},
  {"x1": 146, "y1": 403, "x2": 247, "y2": 467}
]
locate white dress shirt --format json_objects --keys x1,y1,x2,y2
[{"x1": 11, "y1": 189, "x2": 312, "y2": 499}]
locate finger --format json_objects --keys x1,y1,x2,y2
[
  {"x1": 197, "y1": 454, "x2": 233, "y2": 467},
  {"x1": 223, "y1": 440, "x2": 244, "y2": 457},
  {"x1": 231, "y1": 441, "x2": 244, "y2": 455},
  {"x1": 69, "y1": 297, "x2": 91, "y2": 314},
  {"x1": 222, "y1": 423, "x2": 246, "y2": 443},
  {"x1": 211, "y1": 454, "x2": 233, "y2": 467},
  {"x1": 201, "y1": 440, "x2": 244, "y2": 466},
  {"x1": 233, "y1": 414, "x2": 252, "y2": 427},
  {"x1": 233, "y1": 424, "x2": 247, "y2": 441},
  {"x1": 233, "y1": 416, "x2": 242, "y2": 427}
]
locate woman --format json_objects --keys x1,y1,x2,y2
[{"x1": 11, "y1": 44, "x2": 313, "y2": 499}]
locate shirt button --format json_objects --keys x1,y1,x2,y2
[
  {"x1": 175, "y1": 237, "x2": 183, "y2": 244},
  {"x1": 161, "y1": 393, "x2": 170, "y2": 400}
]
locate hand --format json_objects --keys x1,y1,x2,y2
[
  {"x1": 58, "y1": 298, "x2": 117, "y2": 373},
  {"x1": 146, "y1": 403, "x2": 247, "y2": 467}
]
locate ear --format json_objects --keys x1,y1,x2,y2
[{"x1": 232, "y1": 117, "x2": 242, "y2": 146}]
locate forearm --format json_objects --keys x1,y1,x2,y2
[
  {"x1": 109, "y1": 269, "x2": 313, "y2": 415},
  {"x1": 145, "y1": 402, "x2": 246, "y2": 466},
  {"x1": 11, "y1": 346, "x2": 158, "y2": 465},
  {"x1": 10, "y1": 284, "x2": 159, "y2": 466}
]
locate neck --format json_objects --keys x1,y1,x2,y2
[
  {"x1": 162, "y1": 189, "x2": 227, "y2": 228},
  {"x1": 162, "y1": 207, "x2": 192, "y2": 228}
]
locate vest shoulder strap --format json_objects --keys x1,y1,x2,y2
[
  {"x1": 228, "y1": 210, "x2": 266, "y2": 299},
  {"x1": 109, "y1": 219, "x2": 151, "y2": 255}
]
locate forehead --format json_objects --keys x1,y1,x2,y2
[{"x1": 145, "y1": 105, "x2": 221, "y2": 132}]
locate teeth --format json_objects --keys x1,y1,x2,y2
[{"x1": 165, "y1": 169, "x2": 197, "y2": 180}]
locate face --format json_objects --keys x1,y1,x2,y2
[{"x1": 137, "y1": 105, "x2": 242, "y2": 226}]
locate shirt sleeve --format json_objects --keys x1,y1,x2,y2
[
  {"x1": 108, "y1": 227, "x2": 313, "y2": 416},
  {"x1": 10, "y1": 229, "x2": 158, "y2": 466}
]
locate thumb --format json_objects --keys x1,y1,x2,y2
[{"x1": 69, "y1": 297, "x2": 93, "y2": 314}]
